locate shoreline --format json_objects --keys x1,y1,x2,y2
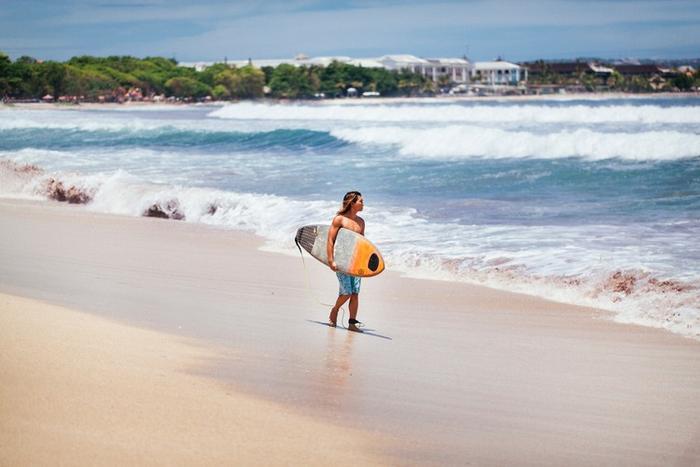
[
  {"x1": 2, "y1": 91, "x2": 699, "y2": 110},
  {"x1": 2, "y1": 149, "x2": 697, "y2": 341},
  {"x1": 1, "y1": 197, "x2": 699, "y2": 465}
]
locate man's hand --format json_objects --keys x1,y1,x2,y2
[{"x1": 329, "y1": 260, "x2": 338, "y2": 271}]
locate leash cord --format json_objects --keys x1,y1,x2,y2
[{"x1": 295, "y1": 237, "x2": 349, "y2": 328}]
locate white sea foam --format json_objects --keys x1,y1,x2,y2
[
  {"x1": 0, "y1": 109, "x2": 234, "y2": 133},
  {"x1": 331, "y1": 126, "x2": 700, "y2": 160},
  {"x1": 210, "y1": 101, "x2": 700, "y2": 124}
]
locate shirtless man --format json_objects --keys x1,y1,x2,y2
[{"x1": 327, "y1": 191, "x2": 365, "y2": 332}]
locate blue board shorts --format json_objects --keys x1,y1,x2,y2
[{"x1": 337, "y1": 272, "x2": 361, "y2": 295}]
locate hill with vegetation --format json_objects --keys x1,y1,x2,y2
[{"x1": 0, "y1": 52, "x2": 432, "y2": 102}]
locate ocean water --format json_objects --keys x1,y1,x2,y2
[{"x1": 1, "y1": 97, "x2": 699, "y2": 338}]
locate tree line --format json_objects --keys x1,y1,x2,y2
[
  {"x1": 525, "y1": 60, "x2": 699, "y2": 92},
  {"x1": 0, "y1": 52, "x2": 433, "y2": 102}
]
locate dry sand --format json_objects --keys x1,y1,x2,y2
[{"x1": 1, "y1": 198, "x2": 699, "y2": 466}]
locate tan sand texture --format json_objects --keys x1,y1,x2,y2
[
  {"x1": 1, "y1": 198, "x2": 700, "y2": 465},
  {"x1": 0, "y1": 293, "x2": 387, "y2": 466}
]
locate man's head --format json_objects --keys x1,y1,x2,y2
[{"x1": 338, "y1": 191, "x2": 363, "y2": 215}]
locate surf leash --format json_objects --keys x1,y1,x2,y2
[{"x1": 294, "y1": 236, "x2": 352, "y2": 328}]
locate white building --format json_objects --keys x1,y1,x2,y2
[
  {"x1": 371, "y1": 55, "x2": 470, "y2": 83},
  {"x1": 424, "y1": 58, "x2": 470, "y2": 83},
  {"x1": 183, "y1": 54, "x2": 530, "y2": 86},
  {"x1": 375, "y1": 54, "x2": 429, "y2": 73},
  {"x1": 472, "y1": 61, "x2": 525, "y2": 85}
]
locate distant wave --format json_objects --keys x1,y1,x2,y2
[
  {"x1": 0, "y1": 127, "x2": 344, "y2": 152},
  {"x1": 331, "y1": 126, "x2": 700, "y2": 161},
  {"x1": 210, "y1": 102, "x2": 700, "y2": 124},
  {"x1": 4, "y1": 125, "x2": 699, "y2": 161}
]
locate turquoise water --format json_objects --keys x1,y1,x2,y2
[{"x1": 1, "y1": 97, "x2": 699, "y2": 336}]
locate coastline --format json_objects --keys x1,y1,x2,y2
[
  {"x1": 1, "y1": 197, "x2": 699, "y2": 465},
  {"x1": 2, "y1": 91, "x2": 699, "y2": 111}
]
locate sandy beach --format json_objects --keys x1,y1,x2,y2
[
  {"x1": 0, "y1": 293, "x2": 385, "y2": 466},
  {"x1": 1, "y1": 198, "x2": 699, "y2": 465}
]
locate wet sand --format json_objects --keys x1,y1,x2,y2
[{"x1": 1, "y1": 198, "x2": 699, "y2": 465}]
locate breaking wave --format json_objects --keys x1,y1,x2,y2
[
  {"x1": 331, "y1": 126, "x2": 700, "y2": 160},
  {"x1": 0, "y1": 126, "x2": 344, "y2": 152},
  {"x1": 209, "y1": 101, "x2": 700, "y2": 124},
  {"x1": 3, "y1": 126, "x2": 699, "y2": 162}
]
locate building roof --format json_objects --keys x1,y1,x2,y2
[
  {"x1": 182, "y1": 54, "x2": 472, "y2": 71},
  {"x1": 379, "y1": 54, "x2": 429, "y2": 65},
  {"x1": 474, "y1": 61, "x2": 521, "y2": 71},
  {"x1": 347, "y1": 58, "x2": 385, "y2": 68},
  {"x1": 426, "y1": 58, "x2": 470, "y2": 66},
  {"x1": 614, "y1": 64, "x2": 664, "y2": 75},
  {"x1": 589, "y1": 63, "x2": 614, "y2": 74}
]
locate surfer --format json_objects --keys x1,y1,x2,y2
[{"x1": 327, "y1": 191, "x2": 365, "y2": 332}]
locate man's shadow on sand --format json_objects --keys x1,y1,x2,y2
[{"x1": 306, "y1": 320, "x2": 393, "y2": 340}]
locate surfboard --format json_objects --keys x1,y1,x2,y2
[{"x1": 295, "y1": 224, "x2": 385, "y2": 277}]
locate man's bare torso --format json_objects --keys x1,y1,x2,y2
[{"x1": 335, "y1": 214, "x2": 365, "y2": 235}]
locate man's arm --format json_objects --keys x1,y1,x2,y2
[{"x1": 327, "y1": 216, "x2": 343, "y2": 271}]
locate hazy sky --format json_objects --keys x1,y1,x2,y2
[{"x1": 2, "y1": 0, "x2": 699, "y2": 62}]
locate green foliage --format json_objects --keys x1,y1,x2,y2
[
  {"x1": 672, "y1": 73, "x2": 694, "y2": 91},
  {"x1": 397, "y1": 69, "x2": 429, "y2": 95},
  {"x1": 626, "y1": 75, "x2": 654, "y2": 92},
  {"x1": 199, "y1": 63, "x2": 231, "y2": 87},
  {"x1": 261, "y1": 66, "x2": 275, "y2": 85},
  {"x1": 38, "y1": 61, "x2": 68, "y2": 97},
  {"x1": 214, "y1": 68, "x2": 236, "y2": 92},
  {"x1": 269, "y1": 64, "x2": 318, "y2": 98},
  {"x1": 164, "y1": 77, "x2": 210, "y2": 98},
  {"x1": 0, "y1": 52, "x2": 10, "y2": 97},
  {"x1": 0, "y1": 50, "x2": 433, "y2": 101},
  {"x1": 607, "y1": 70, "x2": 624, "y2": 89},
  {"x1": 233, "y1": 66, "x2": 265, "y2": 98},
  {"x1": 211, "y1": 84, "x2": 230, "y2": 100},
  {"x1": 211, "y1": 66, "x2": 264, "y2": 98}
]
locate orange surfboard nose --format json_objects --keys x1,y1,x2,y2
[{"x1": 351, "y1": 239, "x2": 385, "y2": 277}]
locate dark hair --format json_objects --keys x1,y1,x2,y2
[{"x1": 337, "y1": 191, "x2": 362, "y2": 215}]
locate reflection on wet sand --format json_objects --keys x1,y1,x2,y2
[{"x1": 312, "y1": 327, "x2": 357, "y2": 410}]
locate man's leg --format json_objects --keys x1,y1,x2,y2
[
  {"x1": 347, "y1": 294, "x2": 361, "y2": 331},
  {"x1": 329, "y1": 294, "x2": 351, "y2": 326}
]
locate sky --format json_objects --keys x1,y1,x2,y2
[{"x1": 1, "y1": 0, "x2": 699, "y2": 62}]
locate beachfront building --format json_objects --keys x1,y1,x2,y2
[
  {"x1": 374, "y1": 55, "x2": 470, "y2": 83},
  {"x1": 524, "y1": 61, "x2": 613, "y2": 79},
  {"x1": 180, "y1": 54, "x2": 353, "y2": 70},
  {"x1": 613, "y1": 64, "x2": 673, "y2": 77},
  {"x1": 375, "y1": 54, "x2": 428, "y2": 73},
  {"x1": 471, "y1": 60, "x2": 525, "y2": 85},
  {"x1": 182, "y1": 54, "x2": 473, "y2": 84},
  {"x1": 424, "y1": 58, "x2": 471, "y2": 83}
]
